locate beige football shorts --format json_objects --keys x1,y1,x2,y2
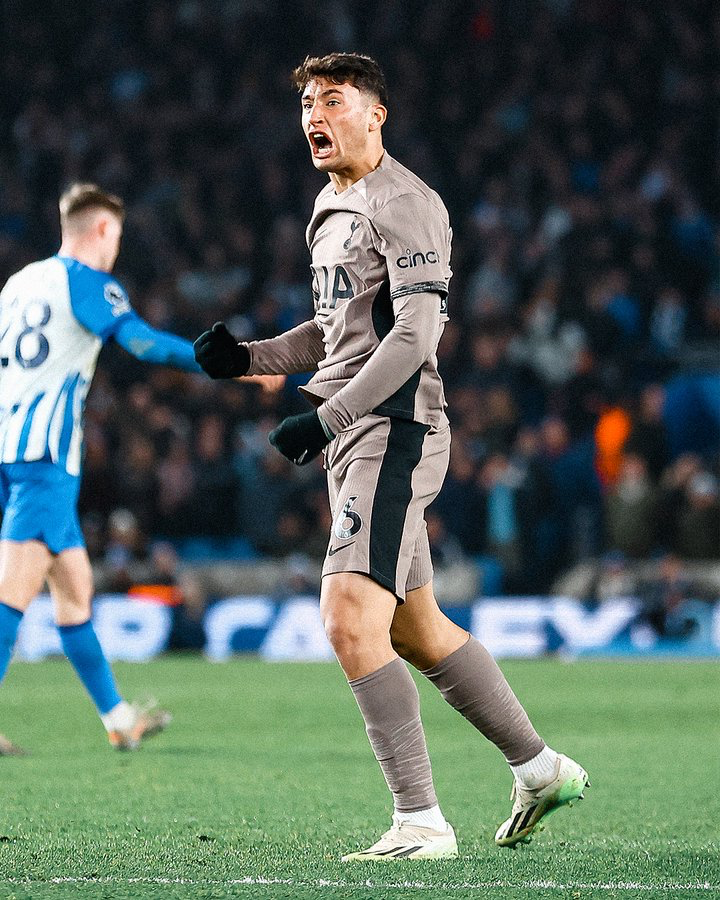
[{"x1": 322, "y1": 414, "x2": 451, "y2": 601}]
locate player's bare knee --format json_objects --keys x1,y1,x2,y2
[
  {"x1": 323, "y1": 579, "x2": 379, "y2": 641},
  {"x1": 323, "y1": 601, "x2": 384, "y2": 662},
  {"x1": 323, "y1": 611, "x2": 365, "y2": 658}
]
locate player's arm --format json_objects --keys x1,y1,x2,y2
[
  {"x1": 268, "y1": 293, "x2": 441, "y2": 465},
  {"x1": 114, "y1": 315, "x2": 201, "y2": 372},
  {"x1": 318, "y1": 291, "x2": 440, "y2": 434},
  {"x1": 193, "y1": 319, "x2": 325, "y2": 379},
  {"x1": 66, "y1": 263, "x2": 200, "y2": 372}
]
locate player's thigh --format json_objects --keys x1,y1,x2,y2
[
  {"x1": 320, "y1": 571, "x2": 397, "y2": 640},
  {"x1": 320, "y1": 571, "x2": 397, "y2": 678},
  {"x1": 0, "y1": 539, "x2": 53, "y2": 610},
  {"x1": 47, "y1": 547, "x2": 94, "y2": 625},
  {"x1": 390, "y1": 579, "x2": 468, "y2": 670}
]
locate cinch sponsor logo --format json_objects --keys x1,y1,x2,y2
[{"x1": 396, "y1": 249, "x2": 439, "y2": 268}]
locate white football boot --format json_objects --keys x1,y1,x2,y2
[
  {"x1": 108, "y1": 701, "x2": 171, "y2": 751},
  {"x1": 495, "y1": 753, "x2": 589, "y2": 847},
  {"x1": 342, "y1": 814, "x2": 458, "y2": 861}
]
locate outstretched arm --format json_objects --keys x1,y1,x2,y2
[
  {"x1": 245, "y1": 320, "x2": 326, "y2": 376},
  {"x1": 194, "y1": 319, "x2": 325, "y2": 379},
  {"x1": 115, "y1": 315, "x2": 201, "y2": 372}
]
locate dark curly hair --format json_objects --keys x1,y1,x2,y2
[{"x1": 292, "y1": 53, "x2": 388, "y2": 105}]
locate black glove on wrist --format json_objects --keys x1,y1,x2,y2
[
  {"x1": 193, "y1": 322, "x2": 250, "y2": 379},
  {"x1": 269, "y1": 411, "x2": 332, "y2": 466}
]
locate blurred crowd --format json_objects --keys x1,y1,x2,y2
[{"x1": 1, "y1": 0, "x2": 719, "y2": 601}]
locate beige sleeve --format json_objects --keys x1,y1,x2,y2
[
  {"x1": 245, "y1": 320, "x2": 326, "y2": 376},
  {"x1": 318, "y1": 291, "x2": 441, "y2": 434},
  {"x1": 372, "y1": 194, "x2": 452, "y2": 306}
]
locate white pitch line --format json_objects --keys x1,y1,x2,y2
[{"x1": 3, "y1": 876, "x2": 718, "y2": 891}]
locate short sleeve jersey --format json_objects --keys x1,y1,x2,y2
[
  {"x1": 0, "y1": 255, "x2": 133, "y2": 475},
  {"x1": 301, "y1": 152, "x2": 452, "y2": 428}
]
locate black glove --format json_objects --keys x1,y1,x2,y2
[
  {"x1": 193, "y1": 322, "x2": 250, "y2": 379},
  {"x1": 269, "y1": 411, "x2": 333, "y2": 465}
]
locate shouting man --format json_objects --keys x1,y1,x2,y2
[{"x1": 194, "y1": 53, "x2": 588, "y2": 860}]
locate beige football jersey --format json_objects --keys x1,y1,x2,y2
[{"x1": 247, "y1": 151, "x2": 452, "y2": 430}]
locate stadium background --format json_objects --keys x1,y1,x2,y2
[
  {"x1": 2, "y1": 3, "x2": 720, "y2": 897},
  {"x1": 1, "y1": 0, "x2": 719, "y2": 655}
]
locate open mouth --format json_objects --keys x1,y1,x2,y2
[{"x1": 309, "y1": 131, "x2": 334, "y2": 159}]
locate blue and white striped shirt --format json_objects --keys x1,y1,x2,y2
[{"x1": 0, "y1": 256, "x2": 136, "y2": 475}]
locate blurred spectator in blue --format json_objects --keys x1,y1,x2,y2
[
  {"x1": 426, "y1": 511, "x2": 465, "y2": 569},
  {"x1": 637, "y1": 553, "x2": 704, "y2": 640},
  {"x1": 538, "y1": 416, "x2": 602, "y2": 567},
  {"x1": 510, "y1": 426, "x2": 555, "y2": 591},
  {"x1": 477, "y1": 452, "x2": 522, "y2": 586},
  {"x1": 650, "y1": 288, "x2": 688, "y2": 359},
  {"x1": 238, "y1": 449, "x2": 299, "y2": 555},
  {"x1": 431, "y1": 440, "x2": 483, "y2": 554}
]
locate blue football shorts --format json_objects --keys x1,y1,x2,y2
[{"x1": 0, "y1": 461, "x2": 84, "y2": 554}]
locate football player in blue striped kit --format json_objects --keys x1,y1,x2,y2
[{"x1": 0, "y1": 183, "x2": 200, "y2": 753}]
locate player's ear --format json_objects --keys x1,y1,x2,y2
[{"x1": 368, "y1": 103, "x2": 387, "y2": 132}]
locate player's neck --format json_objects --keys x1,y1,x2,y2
[
  {"x1": 58, "y1": 239, "x2": 110, "y2": 273},
  {"x1": 329, "y1": 147, "x2": 385, "y2": 194}
]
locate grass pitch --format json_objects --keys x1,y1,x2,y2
[{"x1": 0, "y1": 656, "x2": 718, "y2": 900}]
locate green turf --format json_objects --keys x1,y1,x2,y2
[{"x1": 0, "y1": 657, "x2": 718, "y2": 900}]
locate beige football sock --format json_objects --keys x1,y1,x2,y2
[
  {"x1": 422, "y1": 636, "x2": 545, "y2": 765},
  {"x1": 349, "y1": 657, "x2": 438, "y2": 813}
]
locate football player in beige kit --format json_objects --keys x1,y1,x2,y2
[{"x1": 194, "y1": 53, "x2": 588, "y2": 860}]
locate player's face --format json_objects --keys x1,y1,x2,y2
[{"x1": 302, "y1": 78, "x2": 383, "y2": 176}]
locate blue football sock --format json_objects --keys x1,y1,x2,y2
[
  {"x1": 58, "y1": 620, "x2": 122, "y2": 715},
  {"x1": 0, "y1": 602, "x2": 23, "y2": 682}
]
